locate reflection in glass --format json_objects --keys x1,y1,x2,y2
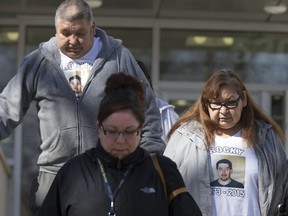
[
  {"x1": 25, "y1": 26, "x2": 54, "y2": 54},
  {"x1": 102, "y1": 27, "x2": 152, "y2": 68},
  {"x1": 160, "y1": 29, "x2": 288, "y2": 83},
  {"x1": 169, "y1": 99, "x2": 196, "y2": 116}
]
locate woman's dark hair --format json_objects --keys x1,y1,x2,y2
[{"x1": 98, "y1": 72, "x2": 146, "y2": 126}]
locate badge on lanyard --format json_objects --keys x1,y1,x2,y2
[{"x1": 97, "y1": 158, "x2": 132, "y2": 216}]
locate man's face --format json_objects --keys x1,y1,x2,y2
[
  {"x1": 98, "y1": 110, "x2": 142, "y2": 160},
  {"x1": 217, "y1": 163, "x2": 232, "y2": 181},
  {"x1": 69, "y1": 78, "x2": 81, "y2": 93},
  {"x1": 55, "y1": 19, "x2": 95, "y2": 59}
]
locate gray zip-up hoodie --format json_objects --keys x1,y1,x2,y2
[
  {"x1": 164, "y1": 120, "x2": 287, "y2": 216},
  {"x1": 0, "y1": 28, "x2": 165, "y2": 173}
]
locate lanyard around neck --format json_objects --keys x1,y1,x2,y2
[{"x1": 97, "y1": 158, "x2": 133, "y2": 216}]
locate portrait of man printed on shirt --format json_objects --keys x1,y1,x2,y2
[
  {"x1": 65, "y1": 69, "x2": 92, "y2": 98},
  {"x1": 69, "y1": 75, "x2": 82, "y2": 97},
  {"x1": 210, "y1": 158, "x2": 244, "y2": 188}
]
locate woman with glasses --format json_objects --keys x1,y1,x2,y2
[
  {"x1": 37, "y1": 72, "x2": 202, "y2": 216},
  {"x1": 164, "y1": 69, "x2": 286, "y2": 216}
]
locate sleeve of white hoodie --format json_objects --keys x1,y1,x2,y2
[{"x1": 156, "y1": 98, "x2": 179, "y2": 143}]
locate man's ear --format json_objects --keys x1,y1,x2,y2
[
  {"x1": 96, "y1": 121, "x2": 99, "y2": 129},
  {"x1": 92, "y1": 21, "x2": 96, "y2": 35}
]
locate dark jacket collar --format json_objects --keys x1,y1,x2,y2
[{"x1": 84, "y1": 141, "x2": 147, "y2": 169}]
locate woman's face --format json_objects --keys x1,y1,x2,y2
[
  {"x1": 97, "y1": 110, "x2": 142, "y2": 160},
  {"x1": 208, "y1": 86, "x2": 247, "y2": 135}
]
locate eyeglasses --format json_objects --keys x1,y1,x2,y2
[
  {"x1": 208, "y1": 96, "x2": 241, "y2": 110},
  {"x1": 100, "y1": 124, "x2": 141, "y2": 139}
]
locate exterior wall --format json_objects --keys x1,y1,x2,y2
[{"x1": 0, "y1": 147, "x2": 11, "y2": 216}]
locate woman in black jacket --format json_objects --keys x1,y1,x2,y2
[{"x1": 37, "y1": 72, "x2": 202, "y2": 216}]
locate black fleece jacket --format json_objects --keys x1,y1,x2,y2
[{"x1": 37, "y1": 142, "x2": 202, "y2": 216}]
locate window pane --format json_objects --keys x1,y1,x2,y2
[
  {"x1": 25, "y1": 26, "x2": 54, "y2": 54},
  {"x1": 169, "y1": 99, "x2": 196, "y2": 116},
  {"x1": 102, "y1": 27, "x2": 152, "y2": 69},
  {"x1": 160, "y1": 29, "x2": 288, "y2": 83}
]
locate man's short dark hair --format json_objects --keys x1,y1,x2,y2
[
  {"x1": 216, "y1": 159, "x2": 232, "y2": 169},
  {"x1": 69, "y1": 75, "x2": 81, "y2": 82}
]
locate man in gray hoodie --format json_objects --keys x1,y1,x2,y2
[{"x1": 0, "y1": 0, "x2": 165, "y2": 213}]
